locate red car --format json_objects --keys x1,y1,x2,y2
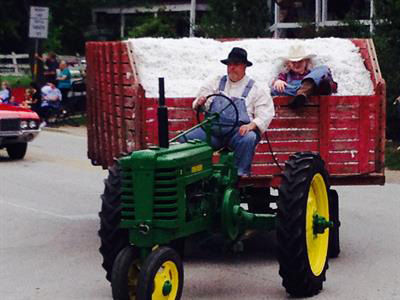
[{"x1": 0, "y1": 103, "x2": 40, "y2": 159}]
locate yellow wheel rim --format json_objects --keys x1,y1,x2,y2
[
  {"x1": 127, "y1": 259, "x2": 141, "y2": 300},
  {"x1": 306, "y1": 173, "x2": 329, "y2": 276},
  {"x1": 152, "y1": 260, "x2": 179, "y2": 300}
]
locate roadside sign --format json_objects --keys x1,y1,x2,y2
[{"x1": 29, "y1": 6, "x2": 49, "y2": 39}]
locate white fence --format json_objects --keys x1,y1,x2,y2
[
  {"x1": 0, "y1": 53, "x2": 86, "y2": 77},
  {"x1": 0, "y1": 53, "x2": 30, "y2": 76}
]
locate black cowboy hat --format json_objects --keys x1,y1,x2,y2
[{"x1": 221, "y1": 47, "x2": 253, "y2": 67}]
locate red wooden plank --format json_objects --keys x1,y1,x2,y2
[
  {"x1": 328, "y1": 151, "x2": 376, "y2": 163},
  {"x1": 256, "y1": 141, "x2": 318, "y2": 152},
  {"x1": 265, "y1": 129, "x2": 319, "y2": 140},
  {"x1": 95, "y1": 44, "x2": 106, "y2": 167},
  {"x1": 269, "y1": 118, "x2": 319, "y2": 128},
  {"x1": 319, "y1": 97, "x2": 329, "y2": 162},
  {"x1": 359, "y1": 97, "x2": 371, "y2": 173},
  {"x1": 330, "y1": 139, "x2": 375, "y2": 151},
  {"x1": 102, "y1": 44, "x2": 114, "y2": 167},
  {"x1": 330, "y1": 128, "x2": 359, "y2": 139},
  {"x1": 106, "y1": 44, "x2": 120, "y2": 160},
  {"x1": 85, "y1": 43, "x2": 95, "y2": 163}
]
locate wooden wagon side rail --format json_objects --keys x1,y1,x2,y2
[{"x1": 86, "y1": 41, "x2": 144, "y2": 168}]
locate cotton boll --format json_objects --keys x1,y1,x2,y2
[{"x1": 128, "y1": 37, "x2": 374, "y2": 98}]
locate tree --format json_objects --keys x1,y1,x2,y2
[
  {"x1": 374, "y1": 0, "x2": 400, "y2": 140},
  {"x1": 198, "y1": 0, "x2": 270, "y2": 38}
]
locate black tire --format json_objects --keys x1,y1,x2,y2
[
  {"x1": 328, "y1": 189, "x2": 340, "y2": 258},
  {"x1": 98, "y1": 163, "x2": 129, "y2": 282},
  {"x1": 277, "y1": 152, "x2": 330, "y2": 297},
  {"x1": 6, "y1": 142, "x2": 27, "y2": 159},
  {"x1": 111, "y1": 245, "x2": 140, "y2": 300},
  {"x1": 137, "y1": 247, "x2": 184, "y2": 300}
]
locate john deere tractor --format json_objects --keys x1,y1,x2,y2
[{"x1": 98, "y1": 79, "x2": 339, "y2": 299}]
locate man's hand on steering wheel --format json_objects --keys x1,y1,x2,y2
[
  {"x1": 239, "y1": 122, "x2": 257, "y2": 136},
  {"x1": 194, "y1": 96, "x2": 207, "y2": 110}
]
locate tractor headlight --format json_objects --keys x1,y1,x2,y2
[
  {"x1": 20, "y1": 120, "x2": 28, "y2": 129},
  {"x1": 29, "y1": 120, "x2": 37, "y2": 129}
]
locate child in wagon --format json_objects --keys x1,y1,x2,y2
[{"x1": 271, "y1": 44, "x2": 338, "y2": 108}]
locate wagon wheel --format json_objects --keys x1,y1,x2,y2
[
  {"x1": 111, "y1": 245, "x2": 141, "y2": 300},
  {"x1": 277, "y1": 152, "x2": 332, "y2": 297},
  {"x1": 98, "y1": 163, "x2": 129, "y2": 282},
  {"x1": 137, "y1": 247, "x2": 184, "y2": 300},
  {"x1": 196, "y1": 93, "x2": 239, "y2": 138}
]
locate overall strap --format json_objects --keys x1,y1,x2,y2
[
  {"x1": 241, "y1": 79, "x2": 255, "y2": 98},
  {"x1": 218, "y1": 75, "x2": 228, "y2": 92}
]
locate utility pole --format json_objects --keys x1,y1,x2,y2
[{"x1": 189, "y1": 0, "x2": 196, "y2": 37}]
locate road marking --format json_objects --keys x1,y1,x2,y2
[{"x1": 0, "y1": 200, "x2": 98, "y2": 220}]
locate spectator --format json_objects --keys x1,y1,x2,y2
[
  {"x1": 35, "y1": 52, "x2": 59, "y2": 84},
  {"x1": 180, "y1": 47, "x2": 275, "y2": 176},
  {"x1": 21, "y1": 82, "x2": 40, "y2": 110},
  {"x1": 39, "y1": 81, "x2": 62, "y2": 126},
  {"x1": 56, "y1": 60, "x2": 72, "y2": 105},
  {"x1": 271, "y1": 44, "x2": 337, "y2": 108},
  {"x1": 0, "y1": 81, "x2": 12, "y2": 104}
]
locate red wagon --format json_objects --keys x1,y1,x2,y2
[{"x1": 85, "y1": 38, "x2": 385, "y2": 187}]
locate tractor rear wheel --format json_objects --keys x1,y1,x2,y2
[
  {"x1": 277, "y1": 152, "x2": 331, "y2": 297},
  {"x1": 328, "y1": 189, "x2": 340, "y2": 258},
  {"x1": 99, "y1": 163, "x2": 129, "y2": 282}
]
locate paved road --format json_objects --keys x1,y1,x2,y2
[{"x1": 0, "y1": 128, "x2": 399, "y2": 300}]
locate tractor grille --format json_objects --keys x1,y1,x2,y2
[
  {"x1": 120, "y1": 167, "x2": 135, "y2": 222},
  {"x1": 120, "y1": 166, "x2": 178, "y2": 223},
  {"x1": 154, "y1": 168, "x2": 178, "y2": 221},
  {"x1": 0, "y1": 119, "x2": 20, "y2": 131}
]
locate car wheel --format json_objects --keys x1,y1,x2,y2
[{"x1": 6, "y1": 142, "x2": 28, "y2": 159}]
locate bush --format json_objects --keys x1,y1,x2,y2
[{"x1": 0, "y1": 75, "x2": 32, "y2": 88}]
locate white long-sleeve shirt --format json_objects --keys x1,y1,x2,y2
[{"x1": 193, "y1": 75, "x2": 275, "y2": 134}]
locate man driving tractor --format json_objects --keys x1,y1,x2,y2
[{"x1": 180, "y1": 47, "x2": 275, "y2": 176}]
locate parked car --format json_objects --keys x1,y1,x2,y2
[{"x1": 0, "y1": 103, "x2": 40, "y2": 159}]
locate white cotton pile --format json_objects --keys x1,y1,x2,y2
[{"x1": 127, "y1": 37, "x2": 374, "y2": 98}]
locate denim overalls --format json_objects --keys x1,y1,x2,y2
[
  {"x1": 181, "y1": 76, "x2": 261, "y2": 175},
  {"x1": 271, "y1": 65, "x2": 334, "y2": 96}
]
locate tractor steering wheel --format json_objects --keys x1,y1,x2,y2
[{"x1": 196, "y1": 93, "x2": 240, "y2": 138}]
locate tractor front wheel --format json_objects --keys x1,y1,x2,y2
[
  {"x1": 111, "y1": 245, "x2": 141, "y2": 300},
  {"x1": 99, "y1": 163, "x2": 129, "y2": 282},
  {"x1": 277, "y1": 152, "x2": 331, "y2": 297},
  {"x1": 138, "y1": 247, "x2": 184, "y2": 300}
]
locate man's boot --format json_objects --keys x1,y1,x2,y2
[{"x1": 289, "y1": 79, "x2": 315, "y2": 109}]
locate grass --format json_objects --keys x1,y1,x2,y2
[
  {"x1": 0, "y1": 74, "x2": 32, "y2": 88},
  {"x1": 386, "y1": 141, "x2": 400, "y2": 170}
]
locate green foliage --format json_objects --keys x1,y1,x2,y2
[
  {"x1": 198, "y1": 0, "x2": 270, "y2": 38},
  {"x1": 373, "y1": 0, "x2": 400, "y2": 140},
  {"x1": 385, "y1": 141, "x2": 400, "y2": 170},
  {"x1": 127, "y1": 16, "x2": 177, "y2": 38},
  {"x1": 0, "y1": 75, "x2": 32, "y2": 88}
]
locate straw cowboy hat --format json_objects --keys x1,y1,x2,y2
[{"x1": 281, "y1": 45, "x2": 316, "y2": 62}]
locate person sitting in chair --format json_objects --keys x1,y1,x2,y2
[
  {"x1": 271, "y1": 44, "x2": 338, "y2": 108},
  {"x1": 0, "y1": 81, "x2": 12, "y2": 104},
  {"x1": 180, "y1": 47, "x2": 275, "y2": 176},
  {"x1": 39, "y1": 81, "x2": 62, "y2": 126}
]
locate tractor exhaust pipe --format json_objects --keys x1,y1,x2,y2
[{"x1": 158, "y1": 77, "x2": 169, "y2": 148}]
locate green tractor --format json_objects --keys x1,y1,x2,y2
[{"x1": 98, "y1": 79, "x2": 339, "y2": 299}]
